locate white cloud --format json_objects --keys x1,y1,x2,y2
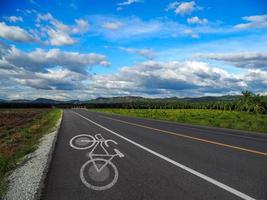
[
  {"x1": 89, "y1": 60, "x2": 247, "y2": 97},
  {"x1": 117, "y1": 0, "x2": 143, "y2": 10},
  {"x1": 0, "y1": 44, "x2": 109, "y2": 74},
  {"x1": 15, "y1": 68, "x2": 87, "y2": 90},
  {"x1": 36, "y1": 13, "x2": 89, "y2": 46},
  {"x1": 183, "y1": 29, "x2": 199, "y2": 38},
  {"x1": 187, "y1": 16, "x2": 208, "y2": 25},
  {"x1": 0, "y1": 42, "x2": 111, "y2": 92},
  {"x1": 166, "y1": 1, "x2": 201, "y2": 16},
  {"x1": 118, "y1": 0, "x2": 142, "y2": 6},
  {"x1": 88, "y1": 15, "x2": 267, "y2": 41},
  {"x1": 102, "y1": 22, "x2": 123, "y2": 30},
  {"x1": 0, "y1": 22, "x2": 35, "y2": 42},
  {"x1": 244, "y1": 70, "x2": 267, "y2": 92},
  {"x1": 234, "y1": 14, "x2": 267, "y2": 29},
  {"x1": 237, "y1": 15, "x2": 267, "y2": 29},
  {"x1": 90, "y1": 16, "x2": 162, "y2": 40},
  {"x1": 5, "y1": 16, "x2": 23, "y2": 23},
  {"x1": 16, "y1": 9, "x2": 37, "y2": 16},
  {"x1": 1, "y1": 45, "x2": 267, "y2": 98},
  {"x1": 73, "y1": 19, "x2": 89, "y2": 34},
  {"x1": 89, "y1": 15, "x2": 210, "y2": 40},
  {"x1": 165, "y1": 1, "x2": 180, "y2": 11},
  {"x1": 119, "y1": 47, "x2": 155, "y2": 59},
  {"x1": 196, "y1": 52, "x2": 267, "y2": 70},
  {"x1": 46, "y1": 28, "x2": 77, "y2": 46}
]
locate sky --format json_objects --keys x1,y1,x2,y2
[{"x1": 0, "y1": 0, "x2": 267, "y2": 100}]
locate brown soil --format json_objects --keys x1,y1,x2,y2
[{"x1": 0, "y1": 109, "x2": 43, "y2": 129}]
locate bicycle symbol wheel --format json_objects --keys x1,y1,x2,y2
[
  {"x1": 69, "y1": 134, "x2": 96, "y2": 150},
  {"x1": 80, "y1": 158, "x2": 119, "y2": 191}
]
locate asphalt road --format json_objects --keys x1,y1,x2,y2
[{"x1": 41, "y1": 109, "x2": 267, "y2": 200}]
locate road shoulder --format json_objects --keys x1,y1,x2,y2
[{"x1": 4, "y1": 111, "x2": 63, "y2": 200}]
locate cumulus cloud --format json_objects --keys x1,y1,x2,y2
[
  {"x1": 187, "y1": 16, "x2": 208, "y2": 25},
  {"x1": 89, "y1": 60, "x2": 247, "y2": 97},
  {"x1": 102, "y1": 22, "x2": 123, "y2": 30},
  {"x1": 0, "y1": 63, "x2": 89, "y2": 91},
  {"x1": 0, "y1": 42, "x2": 109, "y2": 74},
  {"x1": 0, "y1": 42, "x2": 11, "y2": 59},
  {"x1": 0, "y1": 42, "x2": 111, "y2": 92},
  {"x1": 119, "y1": 47, "x2": 155, "y2": 59},
  {"x1": 16, "y1": 68, "x2": 87, "y2": 90},
  {"x1": 46, "y1": 29, "x2": 77, "y2": 46},
  {"x1": 1, "y1": 46, "x2": 266, "y2": 98},
  {"x1": 244, "y1": 70, "x2": 267, "y2": 92},
  {"x1": 4, "y1": 16, "x2": 23, "y2": 23},
  {"x1": 197, "y1": 52, "x2": 267, "y2": 70},
  {"x1": 234, "y1": 14, "x2": 267, "y2": 29},
  {"x1": 166, "y1": 1, "x2": 201, "y2": 16},
  {"x1": 36, "y1": 13, "x2": 89, "y2": 46},
  {"x1": 0, "y1": 22, "x2": 35, "y2": 42}
]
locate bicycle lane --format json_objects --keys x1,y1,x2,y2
[
  {"x1": 43, "y1": 109, "x2": 201, "y2": 200},
  {"x1": 42, "y1": 109, "x2": 249, "y2": 200},
  {"x1": 72, "y1": 109, "x2": 265, "y2": 200}
]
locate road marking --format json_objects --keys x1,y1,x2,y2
[
  {"x1": 73, "y1": 111, "x2": 256, "y2": 200},
  {"x1": 95, "y1": 111, "x2": 267, "y2": 142},
  {"x1": 69, "y1": 133, "x2": 123, "y2": 190},
  {"x1": 100, "y1": 115, "x2": 267, "y2": 157}
]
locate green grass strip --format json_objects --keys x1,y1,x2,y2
[{"x1": 91, "y1": 108, "x2": 267, "y2": 134}]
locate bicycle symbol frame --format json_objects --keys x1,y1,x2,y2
[{"x1": 69, "y1": 133, "x2": 124, "y2": 191}]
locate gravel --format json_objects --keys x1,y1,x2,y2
[{"x1": 4, "y1": 113, "x2": 62, "y2": 200}]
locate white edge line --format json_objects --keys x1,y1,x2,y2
[{"x1": 72, "y1": 111, "x2": 256, "y2": 200}]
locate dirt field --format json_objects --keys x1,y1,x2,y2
[
  {"x1": 0, "y1": 109, "x2": 44, "y2": 130},
  {"x1": 0, "y1": 109, "x2": 61, "y2": 197}
]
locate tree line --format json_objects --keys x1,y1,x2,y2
[{"x1": 86, "y1": 91, "x2": 267, "y2": 114}]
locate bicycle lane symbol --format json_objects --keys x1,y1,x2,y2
[{"x1": 69, "y1": 134, "x2": 124, "y2": 191}]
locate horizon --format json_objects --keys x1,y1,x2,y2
[
  {"x1": 0, "y1": 93, "x2": 251, "y2": 101},
  {"x1": 0, "y1": 0, "x2": 267, "y2": 100}
]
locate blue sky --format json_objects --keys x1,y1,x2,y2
[{"x1": 0, "y1": 0, "x2": 267, "y2": 100}]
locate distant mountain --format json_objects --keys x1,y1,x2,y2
[
  {"x1": 0, "y1": 95, "x2": 255, "y2": 105},
  {"x1": 64, "y1": 100, "x2": 81, "y2": 104},
  {"x1": 0, "y1": 98, "x2": 83, "y2": 105},
  {"x1": 87, "y1": 96, "x2": 145, "y2": 103},
  {"x1": 10, "y1": 99, "x2": 31, "y2": 103},
  {"x1": 32, "y1": 98, "x2": 63, "y2": 104},
  {"x1": 86, "y1": 95, "x2": 241, "y2": 104},
  {"x1": 177, "y1": 95, "x2": 241, "y2": 102}
]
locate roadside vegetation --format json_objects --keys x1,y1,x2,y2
[
  {"x1": 88, "y1": 91, "x2": 267, "y2": 115},
  {"x1": 92, "y1": 108, "x2": 267, "y2": 133},
  {"x1": 91, "y1": 91, "x2": 267, "y2": 133},
  {"x1": 0, "y1": 109, "x2": 61, "y2": 197}
]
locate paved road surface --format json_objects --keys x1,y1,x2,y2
[{"x1": 41, "y1": 109, "x2": 267, "y2": 200}]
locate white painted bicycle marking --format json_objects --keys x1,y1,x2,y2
[
  {"x1": 72, "y1": 111, "x2": 256, "y2": 200},
  {"x1": 69, "y1": 133, "x2": 124, "y2": 191}
]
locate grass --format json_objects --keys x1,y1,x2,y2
[
  {"x1": 0, "y1": 108, "x2": 62, "y2": 197},
  {"x1": 91, "y1": 108, "x2": 267, "y2": 133}
]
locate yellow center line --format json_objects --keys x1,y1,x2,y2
[{"x1": 100, "y1": 115, "x2": 267, "y2": 157}]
